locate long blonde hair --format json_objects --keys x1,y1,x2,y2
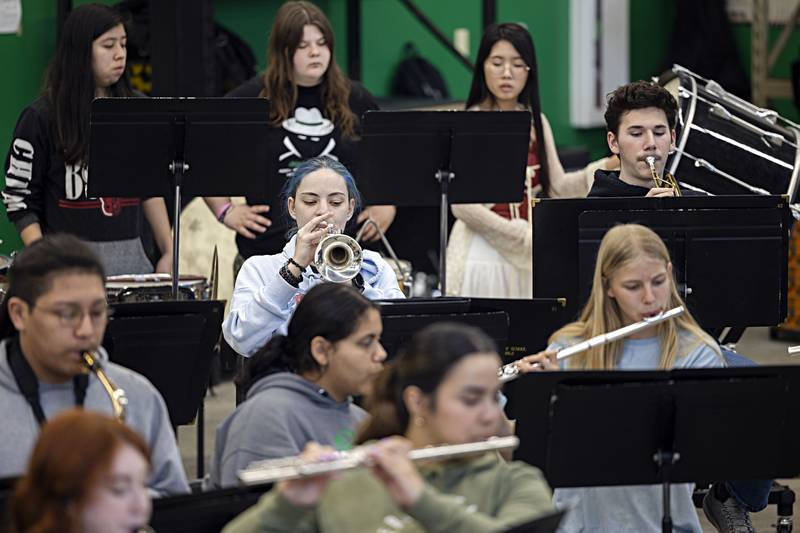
[{"x1": 549, "y1": 224, "x2": 720, "y2": 369}]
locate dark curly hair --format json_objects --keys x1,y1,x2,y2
[{"x1": 604, "y1": 80, "x2": 678, "y2": 136}]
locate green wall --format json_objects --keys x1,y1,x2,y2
[{"x1": 1, "y1": 0, "x2": 797, "y2": 255}]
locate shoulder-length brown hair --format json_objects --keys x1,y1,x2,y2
[
  {"x1": 10, "y1": 409, "x2": 151, "y2": 533},
  {"x1": 261, "y1": 1, "x2": 357, "y2": 139}
]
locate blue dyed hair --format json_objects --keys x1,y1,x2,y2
[{"x1": 281, "y1": 156, "x2": 363, "y2": 233}]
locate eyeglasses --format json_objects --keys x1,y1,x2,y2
[
  {"x1": 486, "y1": 59, "x2": 530, "y2": 76},
  {"x1": 35, "y1": 304, "x2": 113, "y2": 329}
]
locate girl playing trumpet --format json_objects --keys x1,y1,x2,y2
[
  {"x1": 521, "y1": 223, "x2": 724, "y2": 532},
  {"x1": 223, "y1": 322, "x2": 554, "y2": 532},
  {"x1": 222, "y1": 156, "x2": 403, "y2": 357}
]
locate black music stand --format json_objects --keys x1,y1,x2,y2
[
  {"x1": 512, "y1": 366, "x2": 800, "y2": 533},
  {"x1": 374, "y1": 297, "x2": 508, "y2": 359},
  {"x1": 469, "y1": 298, "x2": 571, "y2": 361},
  {"x1": 533, "y1": 195, "x2": 790, "y2": 342},
  {"x1": 359, "y1": 110, "x2": 531, "y2": 294},
  {"x1": 149, "y1": 483, "x2": 272, "y2": 533},
  {"x1": 89, "y1": 98, "x2": 270, "y2": 298},
  {"x1": 104, "y1": 299, "x2": 225, "y2": 478},
  {"x1": 233, "y1": 297, "x2": 509, "y2": 404}
]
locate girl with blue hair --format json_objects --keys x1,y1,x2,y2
[{"x1": 223, "y1": 156, "x2": 404, "y2": 356}]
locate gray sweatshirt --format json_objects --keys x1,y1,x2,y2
[
  {"x1": 0, "y1": 339, "x2": 190, "y2": 496},
  {"x1": 209, "y1": 372, "x2": 367, "y2": 488}
]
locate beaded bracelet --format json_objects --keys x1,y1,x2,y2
[
  {"x1": 279, "y1": 264, "x2": 302, "y2": 288},
  {"x1": 287, "y1": 257, "x2": 304, "y2": 271}
]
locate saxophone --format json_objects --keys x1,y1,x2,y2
[{"x1": 82, "y1": 351, "x2": 128, "y2": 422}]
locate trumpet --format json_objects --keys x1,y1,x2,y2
[
  {"x1": 82, "y1": 351, "x2": 128, "y2": 421},
  {"x1": 498, "y1": 306, "x2": 685, "y2": 383},
  {"x1": 646, "y1": 156, "x2": 682, "y2": 196},
  {"x1": 314, "y1": 224, "x2": 363, "y2": 283},
  {"x1": 237, "y1": 436, "x2": 519, "y2": 485}
]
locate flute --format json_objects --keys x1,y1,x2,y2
[
  {"x1": 498, "y1": 306, "x2": 685, "y2": 383},
  {"x1": 237, "y1": 436, "x2": 519, "y2": 486}
]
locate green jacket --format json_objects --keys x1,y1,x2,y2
[{"x1": 223, "y1": 452, "x2": 553, "y2": 532}]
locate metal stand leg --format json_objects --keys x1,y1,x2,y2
[
  {"x1": 169, "y1": 160, "x2": 188, "y2": 299},
  {"x1": 435, "y1": 169, "x2": 453, "y2": 295},
  {"x1": 196, "y1": 397, "x2": 204, "y2": 479}
]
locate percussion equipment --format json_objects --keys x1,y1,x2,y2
[
  {"x1": 659, "y1": 64, "x2": 800, "y2": 205},
  {"x1": 498, "y1": 306, "x2": 685, "y2": 383},
  {"x1": 106, "y1": 273, "x2": 209, "y2": 302},
  {"x1": 237, "y1": 436, "x2": 519, "y2": 485}
]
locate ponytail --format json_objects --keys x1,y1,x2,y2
[{"x1": 235, "y1": 335, "x2": 296, "y2": 395}]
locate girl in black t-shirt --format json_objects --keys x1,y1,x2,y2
[{"x1": 207, "y1": 0, "x2": 395, "y2": 262}]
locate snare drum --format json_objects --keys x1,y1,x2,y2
[
  {"x1": 106, "y1": 274, "x2": 209, "y2": 302},
  {"x1": 659, "y1": 65, "x2": 800, "y2": 202}
]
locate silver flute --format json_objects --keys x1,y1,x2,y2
[
  {"x1": 498, "y1": 306, "x2": 686, "y2": 383},
  {"x1": 237, "y1": 435, "x2": 519, "y2": 486}
]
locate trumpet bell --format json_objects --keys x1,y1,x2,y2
[{"x1": 314, "y1": 233, "x2": 363, "y2": 283}]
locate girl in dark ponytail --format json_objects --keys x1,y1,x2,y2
[
  {"x1": 210, "y1": 283, "x2": 385, "y2": 488},
  {"x1": 226, "y1": 321, "x2": 555, "y2": 532}
]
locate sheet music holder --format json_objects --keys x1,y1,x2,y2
[
  {"x1": 533, "y1": 195, "x2": 790, "y2": 341},
  {"x1": 104, "y1": 299, "x2": 224, "y2": 478},
  {"x1": 469, "y1": 298, "x2": 571, "y2": 362},
  {"x1": 359, "y1": 110, "x2": 531, "y2": 294},
  {"x1": 512, "y1": 366, "x2": 800, "y2": 533},
  {"x1": 373, "y1": 297, "x2": 508, "y2": 359},
  {"x1": 89, "y1": 97, "x2": 270, "y2": 298}
]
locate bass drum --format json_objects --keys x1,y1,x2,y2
[{"x1": 659, "y1": 65, "x2": 800, "y2": 203}]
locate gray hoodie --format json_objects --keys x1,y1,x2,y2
[
  {"x1": 0, "y1": 339, "x2": 190, "y2": 496},
  {"x1": 209, "y1": 372, "x2": 367, "y2": 488}
]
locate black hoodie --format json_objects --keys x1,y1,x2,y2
[
  {"x1": 588, "y1": 169, "x2": 704, "y2": 197},
  {"x1": 588, "y1": 170, "x2": 650, "y2": 197}
]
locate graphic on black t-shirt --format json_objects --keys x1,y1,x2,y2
[{"x1": 277, "y1": 106, "x2": 338, "y2": 176}]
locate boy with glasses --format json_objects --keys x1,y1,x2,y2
[{"x1": 0, "y1": 234, "x2": 189, "y2": 495}]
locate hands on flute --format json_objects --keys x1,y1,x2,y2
[{"x1": 278, "y1": 437, "x2": 425, "y2": 509}]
